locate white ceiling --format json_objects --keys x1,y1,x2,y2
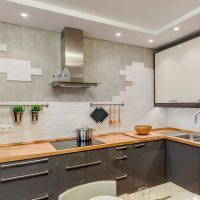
[{"x1": 1, "y1": 0, "x2": 200, "y2": 48}]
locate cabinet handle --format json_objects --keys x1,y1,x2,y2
[
  {"x1": 1, "y1": 170, "x2": 49, "y2": 183},
  {"x1": 115, "y1": 146, "x2": 127, "y2": 151},
  {"x1": 1, "y1": 158, "x2": 49, "y2": 169},
  {"x1": 116, "y1": 174, "x2": 127, "y2": 181},
  {"x1": 66, "y1": 163, "x2": 88, "y2": 170},
  {"x1": 86, "y1": 160, "x2": 102, "y2": 167},
  {"x1": 66, "y1": 160, "x2": 102, "y2": 170},
  {"x1": 115, "y1": 155, "x2": 128, "y2": 160},
  {"x1": 31, "y1": 194, "x2": 49, "y2": 200},
  {"x1": 134, "y1": 143, "x2": 145, "y2": 148}
]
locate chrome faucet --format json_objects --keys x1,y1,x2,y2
[{"x1": 194, "y1": 111, "x2": 200, "y2": 123}]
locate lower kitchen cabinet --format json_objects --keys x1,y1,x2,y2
[
  {"x1": 166, "y1": 140, "x2": 199, "y2": 194},
  {"x1": 133, "y1": 140, "x2": 166, "y2": 191},
  {"x1": 107, "y1": 145, "x2": 133, "y2": 195},
  {"x1": 0, "y1": 156, "x2": 57, "y2": 200},
  {"x1": 58, "y1": 149, "x2": 107, "y2": 194}
]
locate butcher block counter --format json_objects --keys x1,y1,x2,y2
[{"x1": 0, "y1": 128, "x2": 200, "y2": 163}]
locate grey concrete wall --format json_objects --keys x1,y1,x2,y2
[{"x1": 0, "y1": 22, "x2": 153, "y2": 102}]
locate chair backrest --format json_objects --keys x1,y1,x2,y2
[{"x1": 58, "y1": 181, "x2": 117, "y2": 200}]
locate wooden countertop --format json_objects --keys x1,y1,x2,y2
[{"x1": 0, "y1": 128, "x2": 200, "y2": 163}]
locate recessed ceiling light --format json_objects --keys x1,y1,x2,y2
[
  {"x1": 116, "y1": 33, "x2": 121, "y2": 37},
  {"x1": 148, "y1": 39, "x2": 154, "y2": 43},
  {"x1": 20, "y1": 13, "x2": 28, "y2": 18},
  {"x1": 174, "y1": 27, "x2": 180, "y2": 31},
  {"x1": 178, "y1": 45, "x2": 182, "y2": 48}
]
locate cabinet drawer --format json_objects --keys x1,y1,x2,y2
[
  {"x1": 58, "y1": 149, "x2": 107, "y2": 194},
  {"x1": 0, "y1": 157, "x2": 57, "y2": 200},
  {"x1": 108, "y1": 145, "x2": 133, "y2": 195},
  {"x1": 58, "y1": 151, "x2": 86, "y2": 193},
  {"x1": 32, "y1": 157, "x2": 57, "y2": 200},
  {"x1": 0, "y1": 157, "x2": 50, "y2": 178},
  {"x1": 86, "y1": 149, "x2": 107, "y2": 183}
]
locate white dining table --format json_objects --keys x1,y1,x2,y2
[{"x1": 90, "y1": 196, "x2": 122, "y2": 200}]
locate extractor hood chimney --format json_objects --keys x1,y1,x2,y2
[{"x1": 61, "y1": 27, "x2": 84, "y2": 69}]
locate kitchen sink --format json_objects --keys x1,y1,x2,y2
[
  {"x1": 175, "y1": 133, "x2": 200, "y2": 142},
  {"x1": 160, "y1": 131, "x2": 200, "y2": 142}
]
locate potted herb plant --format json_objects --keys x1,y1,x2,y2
[
  {"x1": 31, "y1": 105, "x2": 42, "y2": 122},
  {"x1": 11, "y1": 105, "x2": 25, "y2": 123}
]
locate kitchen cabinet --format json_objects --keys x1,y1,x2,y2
[
  {"x1": 58, "y1": 149, "x2": 107, "y2": 194},
  {"x1": 133, "y1": 140, "x2": 166, "y2": 191},
  {"x1": 166, "y1": 140, "x2": 199, "y2": 194},
  {"x1": 107, "y1": 145, "x2": 133, "y2": 195},
  {"x1": 0, "y1": 156, "x2": 57, "y2": 200},
  {"x1": 155, "y1": 36, "x2": 200, "y2": 105}
]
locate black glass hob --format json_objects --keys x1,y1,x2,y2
[{"x1": 51, "y1": 139, "x2": 104, "y2": 150}]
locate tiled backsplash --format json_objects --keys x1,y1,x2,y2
[{"x1": 0, "y1": 62, "x2": 168, "y2": 144}]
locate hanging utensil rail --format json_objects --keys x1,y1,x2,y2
[
  {"x1": 0, "y1": 102, "x2": 49, "y2": 108},
  {"x1": 90, "y1": 102, "x2": 124, "y2": 107}
]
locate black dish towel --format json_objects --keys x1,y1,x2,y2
[{"x1": 90, "y1": 107, "x2": 109, "y2": 123}]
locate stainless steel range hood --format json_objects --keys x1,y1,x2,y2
[
  {"x1": 61, "y1": 27, "x2": 83, "y2": 69},
  {"x1": 50, "y1": 27, "x2": 99, "y2": 88}
]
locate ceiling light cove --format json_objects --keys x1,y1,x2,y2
[
  {"x1": 20, "y1": 12, "x2": 28, "y2": 17},
  {"x1": 174, "y1": 27, "x2": 180, "y2": 31},
  {"x1": 116, "y1": 33, "x2": 121, "y2": 37}
]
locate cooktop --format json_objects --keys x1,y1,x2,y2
[{"x1": 51, "y1": 139, "x2": 104, "y2": 150}]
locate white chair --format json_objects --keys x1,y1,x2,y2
[{"x1": 58, "y1": 181, "x2": 117, "y2": 200}]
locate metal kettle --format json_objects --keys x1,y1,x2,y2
[{"x1": 74, "y1": 125, "x2": 95, "y2": 141}]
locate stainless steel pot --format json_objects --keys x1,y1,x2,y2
[{"x1": 74, "y1": 125, "x2": 95, "y2": 141}]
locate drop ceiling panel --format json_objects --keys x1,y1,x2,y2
[
  {"x1": 1, "y1": 0, "x2": 200, "y2": 48},
  {"x1": 34, "y1": 0, "x2": 200, "y2": 29}
]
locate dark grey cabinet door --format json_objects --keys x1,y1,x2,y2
[
  {"x1": 166, "y1": 141, "x2": 199, "y2": 194},
  {"x1": 86, "y1": 149, "x2": 107, "y2": 183},
  {"x1": 31, "y1": 156, "x2": 58, "y2": 200},
  {"x1": 58, "y1": 149, "x2": 108, "y2": 195},
  {"x1": 133, "y1": 140, "x2": 166, "y2": 191},
  {"x1": 108, "y1": 145, "x2": 133, "y2": 195},
  {"x1": 58, "y1": 151, "x2": 86, "y2": 194}
]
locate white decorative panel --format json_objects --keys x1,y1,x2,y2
[
  {"x1": 31, "y1": 68, "x2": 42, "y2": 76},
  {"x1": 0, "y1": 58, "x2": 42, "y2": 82},
  {"x1": 7, "y1": 73, "x2": 31, "y2": 82},
  {"x1": 0, "y1": 43, "x2": 7, "y2": 52}
]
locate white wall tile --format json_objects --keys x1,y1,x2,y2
[
  {"x1": 31, "y1": 68, "x2": 43, "y2": 76},
  {"x1": 7, "y1": 73, "x2": 31, "y2": 82},
  {"x1": 0, "y1": 43, "x2": 7, "y2": 52}
]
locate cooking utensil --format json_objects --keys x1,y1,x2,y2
[
  {"x1": 90, "y1": 107, "x2": 108, "y2": 123},
  {"x1": 109, "y1": 106, "x2": 113, "y2": 127},
  {"x1": 113, "y1": 105, "x2": 117, "y2": 127},
  {"x1": 118, "y1": 105, "x2": 121, "y2": 127},
  {"x1": 74, "y1": 125, "x2": 95, "y2": 141},
  {"x1": 135, "y1": 125, "x2": 152, "y2": 135}
]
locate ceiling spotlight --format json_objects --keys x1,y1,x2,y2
[
  {"x1": 174, "y1": 27, "x2": 180, "y2": 31},
  {"x1": 20, "y1": 13, "x2": 28, "y2": 18},
  {"x1": 116, "y1": 33, "x2": 121, "y2": 37},
  {"x1": 178, "y1": 45, "x2": 182, "y2": 48},
  {"x1": 148, "y1": 39, "x2": 154, "y2": 43}
]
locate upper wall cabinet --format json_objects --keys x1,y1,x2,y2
[{"x1": 155, "y1": 37, "x2": 200, "y2": 107}]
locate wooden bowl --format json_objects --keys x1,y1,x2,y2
[{"x1": 135, "y1": 125, "x2": 152, "y2": 135}]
